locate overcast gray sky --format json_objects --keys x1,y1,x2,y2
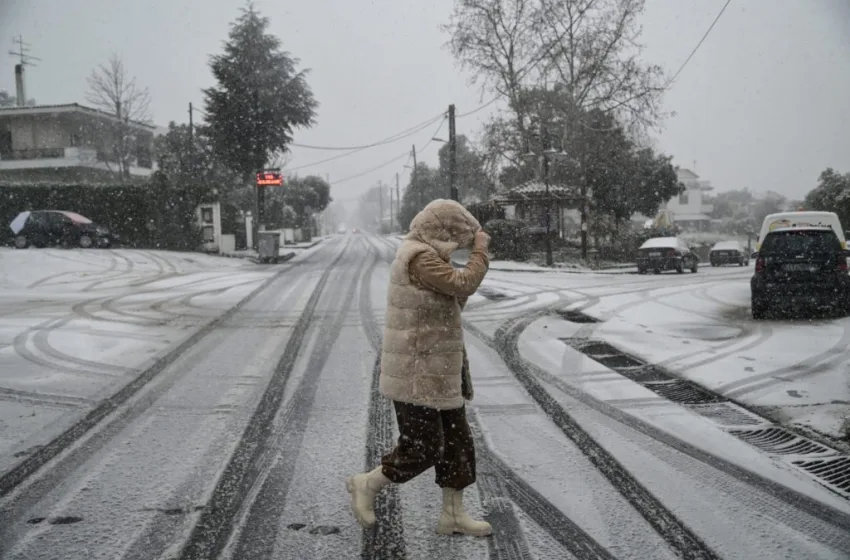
[{"x1": 1, "y1": 0, "x2": 849, "y2": 203}]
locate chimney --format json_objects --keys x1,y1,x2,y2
[{"x1": 15, "y1": 64, "x2": 26, "y2": 106}]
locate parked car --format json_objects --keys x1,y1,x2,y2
[
  {"x1": 636, "y1": 237, "x2": 699, "y2": 274},
  {"x1": 751, "y1": 226, "x2": 850, "y2": 319},
  {"x1": 710, "y1": 241, "x2": 748, "y2": 267},
  {"x1": 9, "y1": 210, "x2": 114, "y2": 249},
  {"x1": 756, "y1": 211, "x2": 846, "y2": 253},
  {"x1": 352, "y1": 227, "x2": 361, "y2": 234}
]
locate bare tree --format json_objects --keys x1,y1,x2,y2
[
  {"x1": 445, "y1": 0, "x2": 665, "y2": 141},
  {"x1": 86, "y1": 53, "x2": 152, "y2": 180}
]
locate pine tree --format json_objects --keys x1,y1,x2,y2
[{"x1": 204, "y1": 3, "x2": 318, "y2": 179}]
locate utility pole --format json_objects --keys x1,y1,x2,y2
[
  {"x1": 395, "y1": 172, "x2": 400, "y2": 232},
  {"x1": 188, "y1": 102, "x2": 194, "y2": 141},
  {"x1": 389, "y1": 184, "x2": 394, "y2": 232},
  {"x1": 378, "y1": 181, "x2": 384, "y2": 233},
  {"x1": 412, "y1": 144, "x2": 421, "y2": 208},
  {"x1": 448, "y1": 104, "x2": 458, "y2": 201}
]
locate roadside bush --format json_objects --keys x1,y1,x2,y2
[
  {"x1": 484, "y1": 218, "x2": 530, "y2": 260},
  {"x1": 0, "y1": 179, "x2": 203, "y2": 250}
]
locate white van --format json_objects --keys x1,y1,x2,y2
[{"x1": 756, "y1": 211, "x2": 846, "y2": 252}]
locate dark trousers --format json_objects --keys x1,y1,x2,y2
[{"x1": 381, "y1": 401, "x2": 476, "y2": 490}]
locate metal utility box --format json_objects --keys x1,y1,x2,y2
[{"x1": 258, "y1": 231, "x2": 280, "y2": 263}]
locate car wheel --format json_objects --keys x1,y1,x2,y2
[
  {"x1": 79, "y1": 234, "x2": 94, "y2": 249},
  {"x1": 691, "y1": 260, "x2": 699, "y2": 273},
  {"x1": 739, "y1": 259, "x2": 745, "y2": 267},
  {"x1": 653, "y1": 268, "x2": 661, "y2": 275},
  {"x1": 752, "y1": 297, "x2": 768, "y2": 320},
  {"x1": 13, "y1": 234, "x2": 29, "y2": 249},
  {"x1": 676, "y1": 263, "x2": 684, "y2": 274}
]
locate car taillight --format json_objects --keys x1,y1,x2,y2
[
  {"x1": 836, "y1": 254, "x2": 848, "y2": 272},
  {"x1": 755, "y1": 256, "x2": 765, "y2": 272}
]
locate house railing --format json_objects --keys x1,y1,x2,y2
[{"x1": 0, "y1": 147, "x2": 65, "y2": 160}]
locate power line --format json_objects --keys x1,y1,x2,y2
[
  {"x1": 290, "y1": 112, "x2": 444, "y2": 151},
  {"x1": 286, "y1": 114, "x2": 444, "y2": 172},
  {"x1": 457, "y1": 95, "x2": 502, "y2": 118},
  {"x1": 665, "y1": 0, "x2": 732, "y2": 88},
  {"x1": 333, "y1": 116, "x2": 447, "y2": 186},
  {"x1": 332, "y1": 151, "x2": 411, "y2": 185}
]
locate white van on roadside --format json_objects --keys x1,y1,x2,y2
[{"x1": 756, "y1": 211, "x2": 846, "y2": 252}]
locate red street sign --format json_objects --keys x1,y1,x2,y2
[{"x1": 256, "y1": 170, "x2": 283, "y2": 186}]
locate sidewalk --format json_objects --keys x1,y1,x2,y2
[
  {"x1": 451, "y1": 249, "x2": 638, "y2": 274},
  {"x1": 220, "y1": 236, "x2": 327, "y2": 263}
]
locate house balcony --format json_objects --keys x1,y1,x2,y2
[{"x1": 0, "y1": 147, "x2": 155, "y2": 177}]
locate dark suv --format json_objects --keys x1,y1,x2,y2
[
  {"x1": 751, "y1": 227, "x2": 850, "y2": 319},
  {"x1": 10, "y1": 210, "x2": 114, "y2": 249}
]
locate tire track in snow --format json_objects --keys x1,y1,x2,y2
[
  {"x1": 177, "y1": 240, "x2": 352, "y2": 560},
  {"x1": 0, "y1": 246, "x2": 318, "y2": 500},
  {"x1": 358, "y1": 243, "x2": 408, "y2": 560},
  {"x1": 470, "y1": 311, "x2": 850, "y2": 546},
  {"x1": 224, "y1": 249, "x2": 366, "y2": 559},
  {"x1": 476, "y1": 314, "x2": 723, "y2": 560}
]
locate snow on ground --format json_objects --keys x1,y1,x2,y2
[
  {"x1": 0, "y1": 247, "x2": 296, "y2": 471},
  {"x1": 471, "y1": 265, "x2": 850, "y2": 440}
]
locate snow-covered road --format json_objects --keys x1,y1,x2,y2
[{"x1": 0, "y1": 237, "x2": 849, "y2": 559}]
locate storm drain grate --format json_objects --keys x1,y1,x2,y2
[
  {"x1": 557, "y1": 309, "x2": 599, "y2": 323},
  {"x1": 574, "y1": 341, "x2": 622, "y2": 357},
  {"x1": 728, "y1": 427, "x2": 837, "y2": 456},
  {"x1": 594, "y1": 354, "x2": 646, "y2": 370},
  {"x1": 791, "y1": 456, "x2": 850, "y2": 498},
  {"x1": 687, "y1": 403, "x2": 767, "y2": 427},
  {"x1": 617, "y1": 365, "x2": 672, "y2": 383},
  {"x1": 641, "y1": 380, "x2": 723, "y2": 404}
]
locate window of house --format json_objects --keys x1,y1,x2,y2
[
  {"x1": 679, "y1": 191, "x2": 689, "y2": 205},
  {"x1": 201, "y1": 208, "x2": 214, "y2": 224},
  {"x1": 202, "y1": 225, "x2": 215, "y2": 242}
]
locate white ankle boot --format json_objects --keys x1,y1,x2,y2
[
  {"x1": 436, "y1": 487, "x2": 492, "y2": 536},
  {"x1": 346, "y1": 466, "x2": 391, "y2": 528}
]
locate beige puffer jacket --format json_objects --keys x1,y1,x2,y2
[{"x1": 379, "y1": 199, "x2": 489, "y2": 410}]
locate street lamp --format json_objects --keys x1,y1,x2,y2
[{"x1": 522, "y1": 142, "x2": 568, "y2": 267}]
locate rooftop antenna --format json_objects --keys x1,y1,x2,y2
[
  {"x1": 9, "y1": 36, "x2": 39, "y2": 106},
  {"x1": 9, "y1": 35, "x2": 40, "y2": 67}
]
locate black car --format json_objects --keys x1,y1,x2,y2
[
  {"x1": 636, "y1": 237, "x2": 700, "y2": 274},
  {"x1": 710, "y1": 240, "x2": 748, "y2": 266},
  {"x1": 10, "y1": 210, "x2": 114, "y2": 249},
  {"x1": 751, "y1": 227, "x2": 850, "y2": 319}
]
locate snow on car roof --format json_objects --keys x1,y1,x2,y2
[
  {"x1": 58, "y1": 211, "x2": 93, "y2": 224},
  {"x1": 639, "y1": 237, "x2": 680, "y2": 249},
  {"x1": 767, "y1": 225, "x2": 834, "y2": 234},
  {"x1": 712, "y1": 241, "x2": 742, "y2": 250}
]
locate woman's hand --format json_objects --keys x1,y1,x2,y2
[{"x1": 473, "y1": 231, "x2": 491, "y2": 250}]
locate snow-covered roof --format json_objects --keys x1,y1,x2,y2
[
  {"x1": 494, "y1": 180, "x2": 580, "y2": 202},
  {"x1": 0, "y1": 103, "x2": 155, "y2": 131},
  {"x1": 640, "y1": 237, "x2": 680, "y2": 249},
  {"x1": 711, "y1": 241, "x2": 743, "y2": 250}
]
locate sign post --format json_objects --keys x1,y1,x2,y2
[{"x1": 255, "y1": 169, "x2": 283, "y2": 245}]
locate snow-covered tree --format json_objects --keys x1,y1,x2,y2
[{"x1": 204, "y1": 3, "x2": 318, "y2": 180}]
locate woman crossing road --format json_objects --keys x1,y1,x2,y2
[{"x1": 346, "y1": 199, "x2": 492, "y2": 537}]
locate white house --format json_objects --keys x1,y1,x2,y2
[
  {"x1": 0, "y1": 103, "x2": 156, "y2": 183},
  {"x1": 664, "y1": 168, "x2": 715, "y2": 231}
]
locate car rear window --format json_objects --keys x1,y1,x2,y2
[{"x1": 761, "y1": 230, "x2": 841, "y2": 255}]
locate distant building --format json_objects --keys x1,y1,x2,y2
[
  {"x1": 0, "y1": 103, "x2": 156, "y2": 184},
  {"x1": 664, "y1": 168, "x2": 715, "y2": 231}
]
